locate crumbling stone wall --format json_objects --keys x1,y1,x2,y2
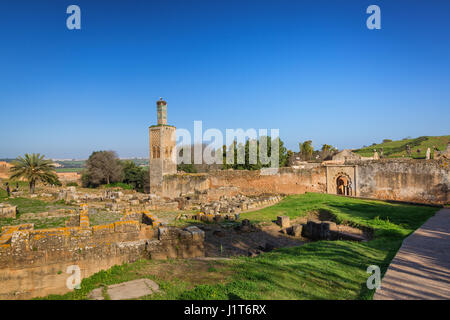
[
  {"x1": 0, "y1": 210, "x2": 204, "y2": 299},
  {"x1": 161, "y1": 173, "x2": 210, "y2": 198},
  {"x1": 355, "y1": 159, "x2": 449, "y2": 204},
  {"x1": 160, "y1": 167, "x2": 327, "y2": 199},
  {"x1": 209, "y1": 167, "x2": 326, "y2": 196},
  {"x1": 158, "y1": 159, "x2": 448, "y2": 204}
]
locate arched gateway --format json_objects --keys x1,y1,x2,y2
[
  {"x1": 325, "y1": 165, "x2": 356, "y2": 196},
  {"x1": 336, "y1": 174, "x2": 352, "y2": 196}
]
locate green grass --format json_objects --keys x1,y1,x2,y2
[
  {"x1": 37, "y1": 259, "x2": 208, "y2": 300},
  {"x1": 0, "y1": 197, "x2": 73, "y2": 230},
  {"x1": 0, "y1": 216, "x2": 69, "y2": 230},
  {"x1": 89, "y1": 211, "x2": 123, "y2": 226},
  {"x1": 353, "y1": 135, "x2": 449, "y2": 158},
  {"x1": 0, "y1": 187, "x2": 74, "y2": 229},
  {"x1": 0, "y1": 196, "x2": 69, "y2": 215},
  {"x1": 37, "y1": 193, "x2": 438, "y2": 300}
]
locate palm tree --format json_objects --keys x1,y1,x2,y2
[
  {"x1": 9, "y1": 153, "x2": 59, "y2": 194},
  {"x1": 321, "y1": 144, "x2": 333, "y2": 153},
  {"x1": 299, "y1": 140, "x2": 313, "y2": 161}
]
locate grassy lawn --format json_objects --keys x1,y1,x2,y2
[{"x1": 37, "y1": 193, "x2": 438, "y2": 300}]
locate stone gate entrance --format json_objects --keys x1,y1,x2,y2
[
  {"x1": 336, "y1": 174, "x2": 352, "y2": 196},
  {"x1": 326, "y1": 165, "x2": 357, "y2": 196}
]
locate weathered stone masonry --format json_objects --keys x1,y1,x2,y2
[
  {"x1": 157, "y1": 160, "x2": 449, "y2": 205},
  {"x1": 0, "y1": 209, "x2": 204, "y2": 299},
  {"x1": 354, "y1": 159, "x2": 449, "y2": 204}
]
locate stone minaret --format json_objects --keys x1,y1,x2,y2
[
  {"x1": 149, "y1": 98, "x2": 177, "y2": 194},
  {"x1": 156, "y1": 98, "x2": 167, "y2": 125}
]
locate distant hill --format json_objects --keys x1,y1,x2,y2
[{"x1": 353, "y1": 135, "x2": 450, "y2": 159}]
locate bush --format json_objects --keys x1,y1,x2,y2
[
  {"x1": 103, "y1": 182, "x2": 133, "y2": 190},
  {"x1": 66, "y1": 182, "x2": 78, "y2": 187},
  {"x1": 177, "y1": 163, "x2": 197, "y2": 173},
  {"x1": 121, "y1": 160, "x2": 145, "y2": 190}
]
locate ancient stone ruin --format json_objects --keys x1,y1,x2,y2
[
  {"x1": 0, "y1": 204, "x2": 205, "y2": 299},
  {"x1": 0, "y1": 203, "x2": 17, "y2": 219},
  {"x1": 275, "y1": 215, "x2": 369, "y2": 242}
]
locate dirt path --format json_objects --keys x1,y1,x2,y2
[{"x1": 374, "y1": 208, "x2": 450, "y2": 300}]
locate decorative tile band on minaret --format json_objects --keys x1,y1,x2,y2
[{"x1": 156, "y1": 98, "x2": 167, "y2": 125}]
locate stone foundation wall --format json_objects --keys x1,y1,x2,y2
[{"x1": 0, "y1": 211, "x2": 204, "y2": 299}]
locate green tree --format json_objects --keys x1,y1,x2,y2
[
  {"x1": 319, "y1": 144, "x2": 337, "y2": 160},
  {"x1": 222, "y1": 136, "x2": 289, "y2": 170},
  {"x1": 275, "y1": 137, "x2": 289, "y2": 167},
  {"x1": 321, "y1": 144, "x2": 333, "y2": 153},
  {"x1": 121, "y1": 160, "x2": 145, "y2": 190},
  {"x1": 299, "y1": 140, "x2": 314, "y2": 161},
  {"x1": 83, "y1": 151, "x2": 123, "y2": 187},
  {"x1": 9, "y1": 153, "x2": 60, "y2": 194}
]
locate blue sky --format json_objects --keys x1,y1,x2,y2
[{"x1": 0, "y1": 0, "x2": 449, "y2": 159}]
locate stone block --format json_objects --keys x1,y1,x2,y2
[
  {"x1": 277, "y1": 216, "x2": 290, "y2": 228},
  {"x1": 289, "y1": 224, "x2": 302, "y2": 237},
  {"x1": 178, "y1": 230, "x2": 192, "y2": 240},
  {"x1": 302, "y1": 220, "x2": 331, "y2": 240},
  {"x1": 0, "y1": 204, "x2": 17, "y2": 219},
  {"x1": 184, "y1": 226, "x2": 205, "y2": 241}
]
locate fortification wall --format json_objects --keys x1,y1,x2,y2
[
  {"x1": 354, "y1": 159, "x2": 449, "y2": 204},
  {"x1": 0, "y1": 210, "x2": 205, "y2": 299},
  {"x1": 160, "y1": 166, "x2": 327, "y2": 199},
  {"x1": 208, "y1": 166, "x2": 326, "y2": 196},
  {"x1": 160, "y1": 160, "x2": 448, "y2": 204}
]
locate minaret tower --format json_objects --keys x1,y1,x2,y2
[{"x1": 149, "y1": 98, "x2": 177, "y2": 194}]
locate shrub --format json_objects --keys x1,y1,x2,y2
[
  {"x1": 66, "y1": 182, "x2": 78, "y2": 187},
  {"x1": 103, "y1": 182, "x2": 133, "y2": 190}
]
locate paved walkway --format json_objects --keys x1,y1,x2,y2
[{"x1": 374, "y1": 208, "x2": 450, "y2": 300}]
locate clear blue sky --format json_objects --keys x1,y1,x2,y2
[{"x1": 0, "y1": 0, "x2": 449, "y2": 159}]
